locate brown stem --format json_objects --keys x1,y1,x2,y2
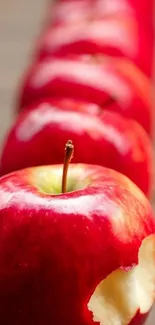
[{"x1": 61, "y1": 140, "x2": 74, "y2": 193}]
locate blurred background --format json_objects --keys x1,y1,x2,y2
[
  {"x1": 0, "y1": 0, "x2": 47, "y2": 144},
  {"x1": 0, "y1": 1, "x2": 154, "y2": 324}
]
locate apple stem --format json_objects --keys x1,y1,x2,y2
[{"x1": 62, "y1": 140, "x2": 74, "y2": 193}]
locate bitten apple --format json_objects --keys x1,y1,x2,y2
[
  {"x1": 17, "y1": 55, "x2": 152, "y2": 135},
  {"x1": 0, "y1": 159, "x2": 154, "y2": 325},
  {"x1": 0, "y1": 101, "x2": 153, "y2": 196}
]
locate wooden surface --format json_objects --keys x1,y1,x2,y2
[{"x1": 0, "y1": 1, "x2": 154, "y2": 324}]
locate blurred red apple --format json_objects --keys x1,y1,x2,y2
[
  {"x1": 46, "y1": 0, "x2": 133, "y2": 27},
  {"x1": 20, "y1": 97, "x2": 101, "y2": 116},
  {"x1": 1, "y1": 101, "x2": 153, "y2": 196},
  {"x1": 37, "y1": 17, "x2": 137, "y2": 61},
  {"x1": 42, "y1": 0, "x2": 153, "y2": 77},
  {"x1": 0, "y1": 162, "x2": 154, "y2": 325},
  {"x1": 17, "y1": 55, "x2": 152, "y2": 135},
  {"x1": 37, "y1": 18, "x2": 153, "y2": 78},
  {"x1": 128, "y1": 0, "x2": 154, "y2": 78},
  {"x1": 47, "y1": 0, "x2": 91, "y2": 27}
]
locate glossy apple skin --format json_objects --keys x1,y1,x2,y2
[
  {"x1": 132, "y1": 0, "x2": 154, "y2": 78},
  {"x1": 41, "y1": 0, "x2": 153, "y2": 77},
  {"x1": 37, "y1": 18, "x2": 152, "y2": 78},
  {"x1": 37, "y1": 16, "x2": 137, "y2": 61},
  {"x1": 19, "y1": 97, "x2": 102, "y2": 115},
  {"x1": 1, "y1": 102, "x2": 153, "y2": 196},
  {"x1": 46, "y1": 0, "x2": 131, "y2": 27},
  {"x1": 17, "y1": 55, "x2": 152, "y2": 135},
  {"x1": 0, "y1": 164, "x2": 154, "y2": 325},
  {"x1": 46, "y1": 0, "x2": 91, "y2": 27},
  {"x1": 46, "y1": 0, "x2": 152, "y2": 28}
]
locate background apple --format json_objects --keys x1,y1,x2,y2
[
  {"x1": 45, "y1": 0, "x2": 91, "y2": 27},
  {"x1": 45, "y1": 0, "x2": 132, "y2": 27},
  {"x1": 36, "y1": 16, "x2": 137, "y2": 60},
  {"x1": 17, "y1": 55, "x2": 152, "y2": 135},
  {"x1": 37, "y1": 19, "x2": 153, "y2": 78},
  {"x1": 0, "y1": 163, "x2": 154, "y2": 325},
  {"x1": 0, "y1": 102, "x2": 153, "y2": 196},
  {"x1": 37, "y1": 0, "x2": 153, "y2": 77},
  {"x1": 16, "y1": 97, "x2": 101, "y2": 117}
]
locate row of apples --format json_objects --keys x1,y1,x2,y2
[
  {"x1": 0, "y1": 0, "x2": 154, "y2": 198},
  {"x1": 0, "y1": 1, "x2": 155, "y2": 325}
]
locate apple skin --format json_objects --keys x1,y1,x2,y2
[
  {"x1": 41, "y1": 0, "x2": 153, "y2": 77},
  {"x1": 37, "y1": 16, "x2": 137, "y2": 61},
  {"x1": 46, "y1": 0, "x2": 132, "y2": 27},
  {"x1": 17, "y1": 55, "x2": 152, "y2": 135},
  {"x1": 19, "y1": 97, "x2": 101, "y2": 116},
  {"x1": 46, "y1": 0, "x2": 91, "y2": 27},
  {"x1": 48, "y1": 0, "x2": 153, "y2": 27},
  {"x1": 131, "y1": 0, "x2": 154, "y2": 78},
  {"x1": 37, "y1": 18, "x2": 153, "y2": 78},
  {"x1": 0, "y1": 164, "x2": 154, "y2": 325},
  {"x1": 0, "y1": 101, "x2": 153, "y2": 196}
]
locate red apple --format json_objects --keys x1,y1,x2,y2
[
  {"x1": 46, "y1": 0, "x2": 133, "y2": 27},
  {"x1": 47, "y1": 0, "x2": 91, "y2": 27},
  {"x1": 41, "y1": 0, "x2": 153, "y2": 77},
  {"x1": 48, "y1": 0, "x2": 153, "y2": 29},
  {"x1": 17, "y1": 55, "x2": 152, "y2": 135},
  {"x1": 0, "y1": 162, "x2": 154, "y2": 325},
  {"x1": 20, "y1": 97, "x2": 101, "y2": 116},
  {"x1": 37, "y1": 18, "x2": 152, "y2": 78},
  {"x1": 129, "y1": 0, "x2": 153, "y2": 26},
  {"x1": 1, "y1": 101, "x2": 153, "y2": 196},
  {"x1": 128, "y1": 0, "x2": 154, "y2": 78},
  {"x1": 37, "y1": 17, "x2": 137, "y2": 59}
]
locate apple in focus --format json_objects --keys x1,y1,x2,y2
[
  {"x1": 16, "y1": 55, "x2": 152, "y2": 135},
  {"x1": 0, "y1": 101, "x2": 153, "y2": 196},
  {"x1": 0, "y1": 163, "x2": 154, "y2": 324}
]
